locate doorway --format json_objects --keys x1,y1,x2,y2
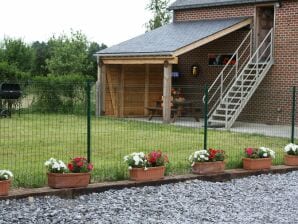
[{"x1": 256, "y1": 6, "x2": 274, "y2": 47}]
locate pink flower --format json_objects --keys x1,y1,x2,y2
[
  {"x1": 246, "y1": 148, "x2": 254, "y2": 155},
  {"x1": 87, "y1": 164, "x2": 93, "y2": 171}
]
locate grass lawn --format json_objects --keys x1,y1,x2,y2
[{"x1": 0, "y1": 114, "x2": 289, "y2": 187}]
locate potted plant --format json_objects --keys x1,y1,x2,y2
[
  {"x1": 0, "y1": 170, "x2": 13, "y2": 196},
  {"x1": 45, "y1": 157, "x2": 93, "y2": 189},
  {"x1": 284, "y1": 143, "x2": 298, "y2": 166},
  {"x1": 243, "y1": 147, "x2": 275, "y2": 170},
  {"x1": 124, "y1": 150, "x2": 169, "y2": 181},
  {"x1": 189, "y1": 148, "x2": 225, "y2": 174}
]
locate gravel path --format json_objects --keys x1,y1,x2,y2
[{"x1": 1, "y1": 171, "x2": 298, "y2": 224}]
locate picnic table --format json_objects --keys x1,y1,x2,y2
[{"x1": 145, "y1": 100, "x2": 200, "y2": 122}]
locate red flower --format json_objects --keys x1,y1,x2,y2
[
  {"x1": 77, "y1": 161, "x2": 84, "y2": 167},
  {"x1": 68, "y1": 163, "x2": 74, "y2": 171},
  {"x1": 87, "y1": 164, "x2": 93, "y2": 171},
  {"x1": 245, "y1": 148, "x2": 254, "y2": 156},
  {"x1": 208, "y1": 149, "x2": 217, "y2": 159},
  {"x1": 74, "y1": 157, "x2": 81, "y2": 163}
]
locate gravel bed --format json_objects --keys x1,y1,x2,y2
[{"x1": 1, "y1": 171, "x2": 298, "y2": 224}]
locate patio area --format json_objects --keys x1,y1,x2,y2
[{"x1": 129, "y1": 117, "x2": 297, "y2": 139}]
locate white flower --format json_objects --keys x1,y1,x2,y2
[
  {"x1": 199, "y1": 155, "x2": 205, "y2": 159},
  {"x1": 263, "y1": 153, "x2": 268, "y2": 158},
  {"x1": 128, "y1": 166, "x2": 132, "y2": 170},
  {"x1": 269, "y1": 150, "x2": 275, "y2": 158},
  {"x1": 0, "y1": 170, "x2": 13, "y2": 180},
  {"x1": 133, "y1": 155, "x2": 142, "y2": 165},
  {"x1": 123, "y1": 155, "x2": 129, "y2": 161},
  {"x1": 284, "y1": 143, "x2": 298, "y2": 153},
  {"x1": 139, "y1": 152, "x2": 145, "y2": 158}
]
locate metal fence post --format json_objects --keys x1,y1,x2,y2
[
  {"x1": 86, "y1": 81, "x2": 91, "y2": 163},
  {"x1": 204, "y1": 85, "x2": 208, "y2": 149},
  {"x1": 291, "y1": 86, "x2": 296, "y2": 143}
]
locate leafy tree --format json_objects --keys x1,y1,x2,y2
[
  {"x1": 86, "y1": 42, "x2": 107, "y2": 78},
  {"x1": 0, "y1": 38, "x2": 33, "y2": 72},
  {"x1": 46, "y1": 30, "x2": 91, "y2": 77},
  {"x1": 31, "y1": 41, "x2": 50, "y2": 76},
  {"x1": 145, "y1": 0, "x2": 172, "y2": 31}
]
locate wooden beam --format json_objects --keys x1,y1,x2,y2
[
  {"x1": 163, "y1": 61, "x2": 172, "y2": 123},
  {"x1": 120, "y1": 65, "x2": 125, "y2": 117},
  {"x1": 96, "y1": 60, "x2": 105, "y2": 116},
  {"x1": 95, "y1": 61, "x2": 101, "y2": 117},
  {"x1": 174, "y1": 18, "x2": 253, "y2": 56},
  {"x1": 106, "y1": 66, "x2": 118, "y2": 116},
  {"x1": 102, "y1": 57, "x2": 178, "y2": 65},
  {"x1": 144, "y1": 65, "x2": 150, "y2": 116},
  {"x1": 102, "y1": 64, "x2": 106, "y2": 115}
]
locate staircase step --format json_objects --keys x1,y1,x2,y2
[
  {"x1": 220, "y1": 102, "x2": 241, "y2": 106},
  {"x1": 212, "y1": 113, "x2": 232, "y2": 118}
]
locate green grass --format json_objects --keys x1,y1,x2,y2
[{"x1": 0, "y1": 114, "x2": 290, "y2": 187}]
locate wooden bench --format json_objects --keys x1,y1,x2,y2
[{"x1": 145, "y1": 106, "x2": 178, "y2": 121}]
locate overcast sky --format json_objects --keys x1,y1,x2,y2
[{"x1": 0, "y1": 0, "x2": 173, "y2": 47}]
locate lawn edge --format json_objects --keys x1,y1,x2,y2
[{"x1": 1, "y1": 165, "x2": 298, "y2": 201}]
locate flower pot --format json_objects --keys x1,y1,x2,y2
[
  {"x1": 0, "y1": 180, "x2": 11, "y2": 196},
  {"x1": 242, "y1": 158, "x2": 272, "y2": 170},
  {"x1": 284, "y1": 155, "x2": 298, "y2": 166},
  {"x1": 129, "y1": 166, "x2": 165, "y2": 181},
  {"x1": 47, "y1": 172, "x2": 91, "y2": 189},
  {"x1": 192, "y1": 161, "x2": 225, "y2": 174}
]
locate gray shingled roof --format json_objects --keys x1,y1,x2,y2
[
  {"x1": 169, "y1": 0, "x2": 278, "y2": 10},
  {"x1": 96, "y1": 17, "x2": 250, "y2": 57}
]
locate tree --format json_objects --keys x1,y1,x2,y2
[
  {"x1": 0, "y1": 38, "x2": 33, "y2": 72},
  {"x1": 46, "y1": 30, "x2": 91, "y2": 76},
  {"x1": 145, "y1": 0, "x2": 172, "y2": 31},
  {"x1": 31, "y1": 41, "x2": 50, "y2": 76},
  {"x1": 86, "y1": 42, "x2": 107, "y2": 78}
]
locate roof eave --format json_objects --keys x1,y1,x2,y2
[{"x1": 168, "y1": 0, "x2": 278, "y2": 11}]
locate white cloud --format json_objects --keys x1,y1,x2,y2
[{"x1": 0, "y1": 0, "x2": 159, "y2": 46}]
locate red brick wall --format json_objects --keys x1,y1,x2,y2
[
  {"x1": 174, "y1": 5, "x2": 255, "y2": 22},
  {"x1": 174, "y1": 0, "x2": 298, "y2": 125},
  {"x1": 176, "y1": 29, "x2": 249, "y2": 110}
]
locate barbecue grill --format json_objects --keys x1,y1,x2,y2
[{"x1": 0, "y1": 83, "x2": 22, "y2": 117}]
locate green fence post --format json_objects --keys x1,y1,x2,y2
[
  {"x1": 86, "y1": 81, "x2": 91, "y2": 163},
  {"x1": 204, "y1": 85, "x2": 208, "y2": 149},
  {"x1": 291, "y1": 86, "x2": 296, "y2": 144}
]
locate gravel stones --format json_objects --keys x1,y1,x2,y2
[{"x1": 1, "y1": 171, "x2": 298, "y2": 224}]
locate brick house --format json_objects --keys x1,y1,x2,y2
[{"x1": 95, "y1": 0, "x2": 298, "y2": 128}]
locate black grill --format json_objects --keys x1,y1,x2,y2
[
  {"x1": 0, "y1": 83, "x2": 22, "y2": 99},
  {"x1": 0, "y1": 83, "x2": 22, "y2": 118}
]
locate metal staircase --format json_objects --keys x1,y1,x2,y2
[{"x1": 205, "y1": 28, "x2": 274, "y2": 129}]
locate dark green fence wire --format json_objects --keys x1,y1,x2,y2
[{"x1": 0, "y1": 81, "x2": 297, "y2": 187}]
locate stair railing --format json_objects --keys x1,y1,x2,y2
[
  {"x1": 205, "y1": 30, "x2": 253, "y2": 118},
  {"x1": 224, "y1": 28, "x2": 274, "y2": 128}
]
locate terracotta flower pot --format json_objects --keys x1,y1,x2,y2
[
  {"x1": 47, "y1": 172, "x2": 91, "y2": 189},
  {"x1": 0, "y1": 179, "x2": 11, "y2": 196},
  {"x1": 284, "y1": 155, "x2": 298, "y2": 166},
  {"x1": 192, "y1": 161, "x2": 225, "y2": 174},
  {"x1": 242, "y1": 158, "x2": 272, "y2": 170},
  {"x1": 129, "y1": 166, "x2": 165, "y2": 181}
]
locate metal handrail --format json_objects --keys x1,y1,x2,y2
[
  {"x1": 205, "y1": 30, "x2": 253, "y2": 117},
  {"x1": 223, "y1": 28, "x2": 274, "y2": 128}
]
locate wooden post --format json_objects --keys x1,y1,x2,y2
[
  {"x1": 120, "y1": 65, "x2": 125, "y2": 117},
  {"x1": 95, "y1": 59, "x2": 102, "y2": 117},
  {"x1": 144, "y1": 64, "x2": 150, "y2": 116},
  {"x1": 163, "y1": 61, "x2": 172, "y2": 123}
]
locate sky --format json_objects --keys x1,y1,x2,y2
[{"x1": 0, "y1": 0, "x2": 173, "y2": 47}]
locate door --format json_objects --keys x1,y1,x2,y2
[{"x1": 256, "y1": 6, "x2": 274, "y2": 61}]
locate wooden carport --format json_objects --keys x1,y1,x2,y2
[{"x1": 95, "y1": 17, "x2": 252, "y2": 123}]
